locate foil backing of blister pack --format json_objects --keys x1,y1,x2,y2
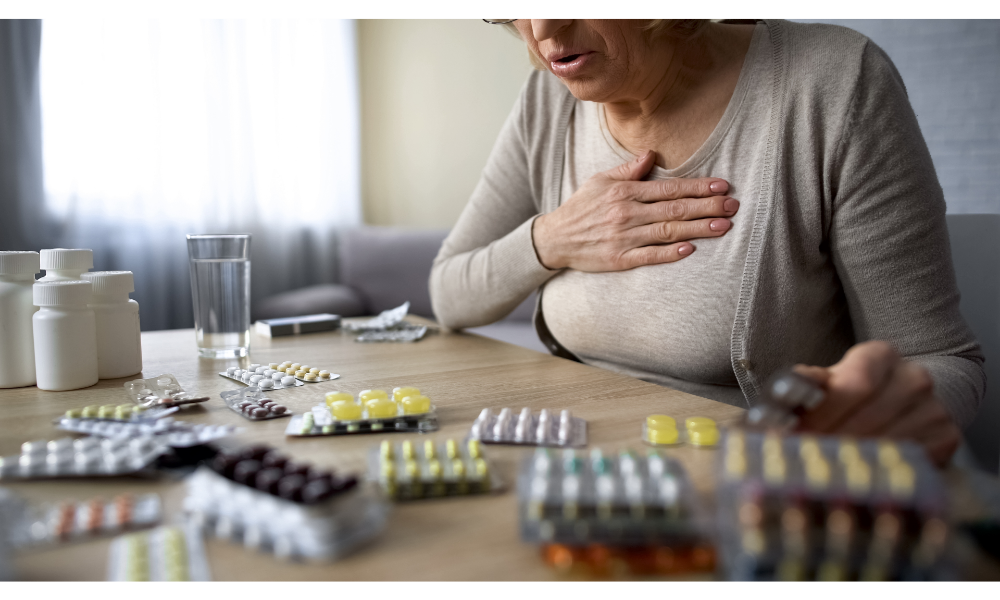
[
  {"x1": 286, "y1": 404, "x2": 439, "y2": 437},
  {"x1": 124, "y1": 374, "x2": 210, "y2": 409},
  {"x1": 469, "y1": 407, "x2": 587, "y2": 448}
]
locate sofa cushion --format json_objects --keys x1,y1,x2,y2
[{"x1": 253, "y1": 283, "x2": 367, "y2": 320}]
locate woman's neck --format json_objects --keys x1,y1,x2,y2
[{"x1": 603, "y1": 23, "x2": 756, "y2": 170}]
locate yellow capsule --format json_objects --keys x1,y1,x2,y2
[
  {"x1": 299, "y1": 365, "x2": 311, "y2": 372},
  {"x1": 726, "y1": 452, "x2": 747, "y2": 479},
  {"x1": 727, "y1": 430, "x2": 746, "y2": 452},
  {"x1": 318, "y1": 370, "x2": 331, "y2": 379},
  {"x1": 427, "y1": 459, "x2": 443, "y2": 480},
  {"x1": 380, "y1": 440, "x2": 394, "y2": 460},
  {"x1": 689, "y1": 427, "x2": 720, "y2": 447},
  {"x1": 82, "y1": 405, "x2": 99, "y2": 418},
  {"x1": 846, "y1": 459, "x2": 872, "y2": 495},
  {"x1": 685, "y1": 416, "x2": 716, "y2": 431},
  {"x1": 359, "y1": 389, "x2": 388, "y2": 403},
  {"x1": 424, "y1": 440, "x2": 436, "y2": 459},
  {"x1": 647, "y1": 426, "x2": 680, "y2": 445},
  {"x1": 304, "y1": 372, "x2": 318, "y2": 381},
  {"x1": 405, "y1": 459, "x2": 419, "y2": 479},
  {"x1": 285, "y1": 368, "x2": 297, "y2": 375},
  {"x1": 889, "y1": 462, "x2": 916, "y2": 499},
  {"x1": 467, "y1": 439, "x2": 482, "y2": 459},
  {"x1": 65, "y1": 408, "x2": 82, "y2": 419},
  {"x1": 805, "y1": 457, "x2": 831, "y2": 489},
  {"x1": 328, "y1": 400, "x2": 363, "y2": 421},
  {"x1": 799, "y1": 437, "x2": 823, "y2": 461},
  {"x1": 325, "y1": 391, "x2": 355, "y2": 407},
  {"x1": 99, "y1": 404, "x2": 116, "y2": 418},
  {"x1": 763, "y1": 454, "x2": 786, "y2": 484},
  {"x1": 839, "y1": 440, "x2": 862, "y2": 464},
  {"x1": 294, "y1": 370, "x2": 307, "y2": 378},
  {"x1": 401, "y1": 395, "x2": 431, "y2": 415},
  {"x1": 133, "y1": 404, "x2": 147, "y2": 413},
  {"x1": 475, "y1": 457, "x2": 489, "y2": 477},
  {"x1": 381, "y1": 459, "x2": 395, "y2": 480},
  {"x1": 646, "y1": 414, "x2": 676, "y2": 431},
  {"x1": 762, "y1": 432, "x2": 784, "y2": 458},
  {"x1": 366, "y1": 397, "x2": 398, "y2": 419},
  {"x1": 402, "y1": 440, "x2": 415, "y2": 460},
  {"x1": 452, "y1": 458, "x2": 466, "y2": 479},
  {"x1": 268, "y1": 363, "x2": 279, "y2": 370},
  {"x1": 393, "y1": 386, "x2": 420, "y2": 403},
  {"x1": 878, "y1": 442, "x2": 903, "y2": 468},
  {"x1": 308, "y1": 368, "x2": 320, "y2": 374},
  {"x1": 446, "y1": 439, "x2": 459, "y2": 459},
  {"x1": 114, "y1": 406, "x2": 130, "y2": 420}
]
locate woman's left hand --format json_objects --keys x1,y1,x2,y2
[{"x1": 792, "y1": 340, "x2": 961, "y2": 467}]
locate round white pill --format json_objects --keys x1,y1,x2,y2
[
  {"x1": 21, "y1": 440, "x2": 47, "y2": 455},
  {"x1": 271, "y1": 373, "x2": 283, "y2": 381},
  {"x1": 255, "y1": 367, "x2": 267, "y2": 375},
  {"x1": 242, "y1": 372, "x2": 252, "y2": 382},
  {"x1": 263, "y1": 369, "x2": 274, "y2": 377},
  {"x1": 226, "y1": 367, "x2": 238, "y2": 376},
  {"x1": 259, "y1": 379, "x2": 274, "y2": 390},
  {"x1": 47, "y1": 438, "x2": 73, "y2": 453},
  {"x1": 281, "y1": 376, "x2": 295, "y2": 386},
  {"x1": 73, "y1": 438, "x2": 99, "y2": 452},
  {"x1": 249, "y1": 363, "x2": 261, "y2": 370},
  {"x1": 250, "y1": 375, "x2": 263, "y2": 383}
]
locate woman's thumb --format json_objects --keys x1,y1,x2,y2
[{"x1": 607, "y1": 150, "x2": 655, "y2": 181}]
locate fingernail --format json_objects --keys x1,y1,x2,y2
[
  {"x1": 724, "y1": 198, "x2": 740, "y2": 213},
  {"x1": 709, "y1": 219, "x2": 730, "y2": 232},
  {"x1": 677, "y1": 244, "x2": 693, "y2": 255},
  {"x1": 709, "y1": 180, "x2": 728, "y2": 193}
]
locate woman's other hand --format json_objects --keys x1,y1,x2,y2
[
  {"x1": 531, "y1": 150, "x2": 739, "y2": 271},
  {"x1": 793, "y1": 341, "x2": 961, "y2": 467}
]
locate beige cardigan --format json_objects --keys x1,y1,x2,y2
[{"x1": 429, "y1": 20, "x2": 985, "y2": 428}]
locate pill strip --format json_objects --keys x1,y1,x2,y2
[
  {"x1": 220, "y1": 388, "x2": 291, "y2": 420},
  {"x1": 8, "y1": 493, "x2": 162, "y2": 549},
  {"x1": 219, "y1": 361, "x2": 340, "y2": 390},
  {"x1": 124, "y1": 374, "x2": 210, "y2": 409},
  {"x1": 368, "y1": 438, "x2": 503, "y2": 501},
  {"x1": 56, "y1": 418, "x2": 239, "y2": 448},
  {"x1": 60, "y1": 404, "x2": 178, "y2": 422},
  {"x1": 287, "y1": 404, "x2": 439, "y2": 437},
  {"x1": 517, "y1": 447, "x2": 706, "y2": 547},
  {"x1": 0, "y1": 436, "x2": 169, "y2": 480},
  {"x1": 642, "y1": 415, "x2": 721, "y2": 448},
  {"x1": 469, "y1": 408, "x2": 588, "y2": 448},
  {"x1": 107, "y1": 524, "x2": 211, "y2": 581}
]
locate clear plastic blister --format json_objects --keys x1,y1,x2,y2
[
  {"x1": 220, "y1": 388, "x2": 292, "y2": 421},
  {"x1": 124, "y1": 374, "x2": 210, "y2": 409},
  {"x1": 7, "y1": 493, "x2": 161, "y2": 549},
  {"x1": 55, "y1": 417, "x2": 239, "y2": 448},
  {"x1": 641, "y1": 415, "x2": 721, "y2": 448},
  {"x1": 219, "y1": 361, "x2": 339, "y2": 390},
  {"x1": 0, "y1": 436, "x2": 169, "y2": 480},
  {"x1": 715, "y1": 429, "x2": 951, "y2": 581},
  {"x1": 368, "y1": 438, "x2": 503, "y2": 501},
  {"x1": 107, "y1": 523, "x2": 211, "y2": 581},
  {"x1": 469, "y1": 407, "x2": 587, "y2": 448},
  {"x1": 286, "y1": 387, "x2": 438, "y2": 437},
  {"x1": 517, "y1": 447, "x2": 709, "y2": 548}
]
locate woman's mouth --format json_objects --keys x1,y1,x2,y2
[{"x1": 549, "y1": 51, "x2": 595, "y2": 77}]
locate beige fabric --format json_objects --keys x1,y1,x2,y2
[{"x1": 430, "y1": 20, "x2": 985, "y2": 427}]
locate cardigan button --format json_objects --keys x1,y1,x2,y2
[{"x1": 737, "y1": 359, "x2": 753, "y2": 371}]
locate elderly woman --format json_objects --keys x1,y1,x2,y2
[{"x1": 429, "y1": 19, "x2": 984, "y2": 465}]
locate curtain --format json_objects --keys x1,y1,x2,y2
[{"x1": 23, "y1": 19, "x2": 360, "y2": 330}]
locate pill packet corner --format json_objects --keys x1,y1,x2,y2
[
  {"x1": 124, "y1": 374, "x2": 210, "y2": 409},
  {"x1": 220, "y1": 388, "x2": 292, "y2": 421}
]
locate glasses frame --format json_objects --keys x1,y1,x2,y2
[{"x1": 483, "y1": 19, "x2": 517, "y2": 25}]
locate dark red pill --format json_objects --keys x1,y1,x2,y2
[
  {"x1": 277, "y1": 474, "x2": 306, "y2": 502},
  {"x1": 255, "y1": 467, "x2": 285, "y2": 495},
  {"x1": 233, "y1": 459, "x2": 263, "y2": 486}
]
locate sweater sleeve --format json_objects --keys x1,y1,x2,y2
[
  {"x1": 429, "y1": 76, "x2": 561, "y2": 329},
  {"x1": 829, "y1": 41, "x2": 985, "y2": 429}
]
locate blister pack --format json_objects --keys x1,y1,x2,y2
[
  {"x1": 369, "y1": 438, "x2": 502, "y2": 500},
  {"x1": 344, "y1": 302, "x2": 432, "y2": 342},
  {"x1": 716, "y1": 430, "x2": 950, "y2": 581},
  {"x1": 0, "y1": 436, "x2": 168, "y2": 480},
  {"x1": 220, "y1": 361, "x2": 339, "y2": 390},
  {"x1": 517, "y1": 447, "x2": 708, "y2": 549},
  {"x1": 220, "y1": 388, "x2": 291, "y2": 420},
  {"x1": 55, "y1": 417, "x2": 239, "y2": 448},
  {"x1": 7, "y1": 493, "x2": 161, "y2": 549},
  {"x1": 286, "y1": 387, "x2": 438, "y2": 437},
  {"x1": 184, "y1": 444, "x2": 387, "y2": 561},
  {"x1": 343, "y1": 302, "x2": 410, "y2": 332},
  {"x1": 61, "y1": 403, "x2": 178, "y2": 422},
  {"x1": 469, "y1": 408, "x2": 587, "y2": 448},
  {"x1": 641, "y1": 415, "x2": 721, "y2": 448},
  {"x1": 743, "y1": 369, "x2": 826, "y2": 430},
  {"x1": 539, "y1": 543, "x2": 716, "y2": 578},
  {"x1": 107, "y1": 523, "x2": 210, "y2": 581},
  {"x1": 124, "y1": 374, "x2": 210, "y2": 409}
]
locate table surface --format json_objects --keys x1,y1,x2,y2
[{"x1": 2, "y1": 321, "x2": 995, "y2": 581}]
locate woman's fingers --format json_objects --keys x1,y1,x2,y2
[
  {"x1": 631, "y1": 217, "x2": 731, "y2": 245},
  {"x1": 617, "y1": 242, "x2": 696, "y2": 269},
  {"x1": 637, "y1": 195, "x2": 739, "y2": 225},
  {"x1": 831, "y1": 361, "x2": 935, "y2": 437},
  {"x1": 626, "y1": 177, "x2": 730, "y2": 202}
]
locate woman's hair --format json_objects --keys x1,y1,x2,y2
[{"x1": 505, "y1": 19, "x2": 711, "y2": 70}]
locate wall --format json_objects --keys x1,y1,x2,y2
[{"x1": 357, "y1": 20, "x2": 531, "y2": 228}]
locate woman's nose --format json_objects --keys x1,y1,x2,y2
[{"x1": 530, "y1": 20, "x2": 573, "y2": 42}]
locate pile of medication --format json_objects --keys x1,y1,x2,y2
[
  {"x1": 7, "y1": 493, "x2": 161, "y2": 549},
  {"x1": 56, "y1": 417, "x2": 238, "y2": 448},
  {"x1": 184, "y1": 444, "x2": 387, "y2": 561},
  {"x1": 124, "y1": 374, "x2": 209, "y2": 409},
  {"x1": 518, "y1": 448, "x2": 707, "y2": 548},
  {"x1": 0, "y1": 436, "x2": 168, "y2": 480},
  {"x1": 220, "y1": 361, "x2": 338, "y2": 390},
  {"x1": 221, "y1": 388, "x2": 290, "y2": 420},
  {"x1": 539, "y1": 543, "x2": 716, "y2": 578},
  {"x1": 61, "y1": 403, "x2": 177, "y2": 421},
  {"x1": 287, "y1": 387, "x2": 438, "y2": 437},
  {"x1": 370, "y1": 438, "x2": 501, "y2": 500},
  {"x1": 716, "y1": 430, "x2": 950, "y2": 581},
  {"x1": 469, "y1": 408, "x2": 587, "y2": 448},
  {"x1": 642, "y1": 415, "x2": 721, "y2": 447},
  {"x1": 107, "y1": 524, "x2": 210, "y2": 581}
]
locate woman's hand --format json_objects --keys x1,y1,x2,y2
[
  {"x1": 531, "y1": 150, "x2": 739, "y2": 271},
  {"x1": 793, "y1": 341, "x2": 961, "y2": 467}
]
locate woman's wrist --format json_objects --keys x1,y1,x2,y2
[{"x1": 531, "y1": 213, "x2": 564, "y2": 270}]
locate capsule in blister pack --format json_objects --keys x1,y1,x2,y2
[
  {"x1": 469, "y1": 408, "x2": 587, "y2": 448},
  {"x1": 8, "y1": 493, "x2": 161, "y2": 549},
  {"x1": 716, "y1": 430, "x2": 951, "y2": 581},
  {"x1": 56, "y1": 417, "x2": 238, "y2": 448},
  {"x1": 0, "y1": 436, "x2": 168, "y2": 480},
  {"x1": 641, "y1": 415, "x2": 721, "y2": 448},
  {"x1": 744, "y1": 369, "x2": 826, "y2": 430},
  {"x1": 369, "y1": 438, "x2": 502, "y2": 500},
  {"x1": 286, "y1": 387, "x2": 439, "y2": 437},
  {"x1": 60, "y1": 403, "x2": 178, "y2": 422},
  {"x1": 107, "y1": 523, "x2": 211, "y2": 581},
  {"x1": 220, "y1": 388, "x2": 291, "y2": 420},
  {"x1": 539, "y1": 543, "x2": 717, "y2": 579},
  {"x1": 518, "y1": 447, "x2": 708, "y2": 550},
  {"x1": 124, "y1": 374, "x2": 210, "y2": 409},
  {"x1": 183, "y1": 444, "x2": 387, "y2": 561},
  {"x1": 219, "y1": 361, "x2": 339, "y2": 390}
]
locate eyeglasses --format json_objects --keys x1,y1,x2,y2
[{"x1": 483, "y1": 19, "x2": 517, "y2": 25}]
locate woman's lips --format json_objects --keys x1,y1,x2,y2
[{"x1": 549, "y1": 51, "x2": 595, "y2": 77}]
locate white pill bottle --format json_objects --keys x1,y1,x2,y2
[
  {"x1": 38, "y1": 248, "x2": 93, "y2": 282},
  {"x1": 0, "y1": 251, "x2": 41, "y2": 388},
  {"x1": 33, "y1": 280, "x2": 99, "y2": 391},
  {"x1": 81, "y1": 271, "x2": 143, "y2": 379}
]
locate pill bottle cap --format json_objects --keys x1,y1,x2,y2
[
  {"x1": 40, "y1": 248, "x2": 93, "y2": 271},
  {"x1": 33, "y1": 280, "x2": 93, "y2": 307},
  {"x1": 82, "y1": 271, "x2": 134, "y2": 296},
  {"x1": 0, "y1": 251, "x2": 40, "y2": 275}
]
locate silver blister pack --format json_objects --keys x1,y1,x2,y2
[
  {"x1": 220, "y1": 388, "x2": 292, "y2": 421},
  {"x1": 219, "y1": 361, "x2": 340, "y2": 389},
  {"x1": 469, "y1": 408, "x2": 587, "y2": 448},
  {"x1": 355, "y1": 325, "x2": 428, "y2": 343},
  {"x1": 55, "y1": 418, "x2": 238, "y2": 448},
  {"x1": 124, "y1": 374, "x2": 210, "y2": 409},
  {"x1": 343, "y1": 302, "x2": 410, "y2": 332},
  {"x1": 8, "y1": 492, "x2": 162, "y2": 549},
  {"x1": 0, "y1": 436, "x2": 168, "y2": 480}
]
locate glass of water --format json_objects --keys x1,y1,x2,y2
[{"x1": 186, "y1": 234, "x2": 251, "y2": 358}]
